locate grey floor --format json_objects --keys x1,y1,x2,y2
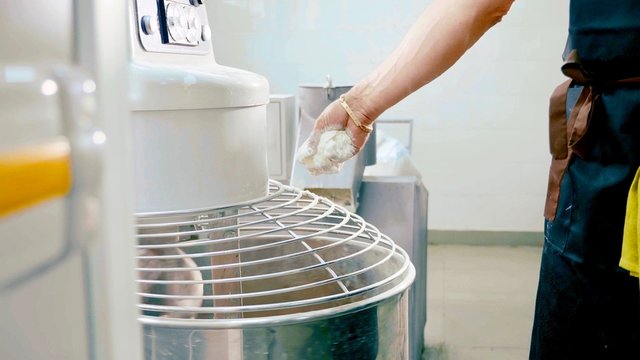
[{"x1": 423, "y1": 245, "x2": 543, "y2": 360}]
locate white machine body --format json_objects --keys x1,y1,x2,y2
[{"x1": 130, "y1": 0, "x2": 270, "y2": 213}]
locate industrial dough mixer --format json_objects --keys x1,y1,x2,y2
[{"x1": 129, "y1": 1, "x2": 416, "y2": 358}]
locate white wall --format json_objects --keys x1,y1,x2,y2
[{"x1": 206, "y1": 0, "x2": 570, "y2": 232}]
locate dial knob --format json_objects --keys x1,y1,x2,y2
[
  {"x1": 141, "y1": 15, "x2": 158, "y2": 35},
  {"x1": 201, "y1": 24, "x2": 212, "y2": 41},
  {"x1": 166, "y1": 3, "x2": 187, "y2": 42},
  {"x1": 186, "y1": 6, "x2": 201, "y2": 43}
]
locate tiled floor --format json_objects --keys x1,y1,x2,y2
[{"x1": 423, "y1": 245, "x2": 543, "y2": 360}]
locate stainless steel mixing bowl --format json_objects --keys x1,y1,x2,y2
[{"x1": 136, "y1": 181, "x2": 415, "y2": 360}]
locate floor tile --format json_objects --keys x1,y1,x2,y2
[
  {"x1": 427, "y1": 268, "x2": 445, "y2": 301},
  {"x1": 423, "y1": 343, "x2": 449, "y2": 360},
  {"x1": 427, "y1": 244, "x2": 446, "y2": 270},
  {"x1": 442, "y1": 245, "x2": 542, "y2": 271},
  {"x1": 444, "y1": 297, "x2": 534, "y2": 348},
  {"x1": 424, "y1": 244, "x2": 542, "y2": 356},
  {"x1": 448, "y1": 346, "x2": 529, "y2": 360},
  {"x1": 444, "y1": 268, "x2": 539, "y2": 300},
  {"x1": 424, "y1": 297, "x2": 445, "y2": 346}
]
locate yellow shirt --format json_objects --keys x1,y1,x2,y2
[{"x1": 620, "y1": 167, "x2": 640, "y2": 277}]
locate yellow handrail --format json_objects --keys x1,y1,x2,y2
[{"x1": 0, "y1": 139, "x2": 72, "y2": 218}]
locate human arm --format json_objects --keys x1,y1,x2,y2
[{"x1": 298, "y1": 0, "x2": 515, "y2": 174}]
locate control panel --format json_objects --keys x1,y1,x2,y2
[{"x1": 135, "y1": 0, "x2": 212, "y2": 55}]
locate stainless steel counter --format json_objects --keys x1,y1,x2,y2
[{"x1": 357, "y1": 176, "x2": 428, "y2": 360}]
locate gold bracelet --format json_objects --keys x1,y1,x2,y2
[{"x1": 339, "y1": 94, "x2": 373, "y2": 133}]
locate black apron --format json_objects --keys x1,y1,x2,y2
[
  {"x1": 544, "y1": 0, "x2": 640, "y2": 269},
  {"x1": 531, "y1": 1, "x2": 640, "y2": 358}
]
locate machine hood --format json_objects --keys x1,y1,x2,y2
[{"x1": 129, "y1": 62, "x2": 269, "y2": 111}]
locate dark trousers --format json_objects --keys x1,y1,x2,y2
[{"x1": 529, "y1": 243, "x2": 640, "y2": 359}]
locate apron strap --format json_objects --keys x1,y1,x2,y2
[
  {"x1": 568, "y1": 85, "x2": 594, "y2": 158},
  {"x1": 544, "y1": 51, "x2": 640, "y2": 220},
  {"x1": 548, "y1": 80, "x2": 571, "y2": 160},
  {"x1": 545, "y1": 79, "x2": 577, "y2": 220}
]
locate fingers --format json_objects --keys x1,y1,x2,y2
[
  {"x1": 298, "y1": 130, "x2": 356, "y2": 175},
  {"x1": 313, "y1": 100, "x2": 350, "y2": 132},
  {"x1": 296, "y1": 106, "x2": 336, "y2": 166},
  {"x1": 295, "y1": 136, "x2": 316, "y2": 163},
  {"x1": 295, "y1": 97, "x2": 373, "y2": 175},
  {"x1": 344, "y1": 123, "x2": 371, "y2": 155},
  {"x1": 307, "y1": 161, "x2": 342, "y2": 176}
]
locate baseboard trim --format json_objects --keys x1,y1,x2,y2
[{"x1": 428, "y1": 230, "x2": 543, "y2": 247}]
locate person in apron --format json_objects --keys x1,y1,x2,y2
[
  {"x1": 531, "y1": 1, "x2": 640, "y2": 358},
  {"x1": 296, "y1": 0, "x2": 640, "y2": 357}
]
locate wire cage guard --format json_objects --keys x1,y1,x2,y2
[{"x1": 136, "y1": 180, "x2": 413, "y2": 324}]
